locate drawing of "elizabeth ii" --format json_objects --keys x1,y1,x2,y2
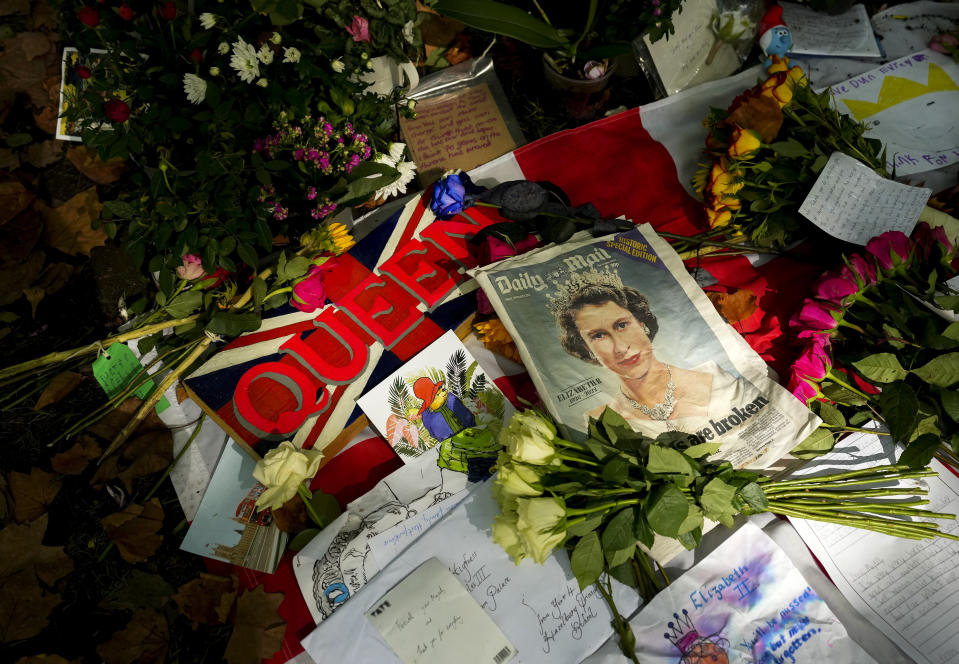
[{"x1": 547, "y1": 268, "x2": 751, "y2": 438}]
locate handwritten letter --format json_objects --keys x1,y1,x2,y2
[
  {"x1": 366, "y1": 558, "x2": 515, "y2": 664},
  {"x1": 400, "y1": 83, "x2": 516, "y2": 184}
]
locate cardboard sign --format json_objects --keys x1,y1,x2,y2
[{"x1": 183, "y1": 197, "x2": 509, "y2": 460}]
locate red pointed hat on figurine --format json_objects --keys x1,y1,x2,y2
[{"x1": 758, "y1": 5, "x2": 789, "y2": 52}]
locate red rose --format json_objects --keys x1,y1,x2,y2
[
  {"x1": 103, "y1": 99, "x2": 131, "y2": 123},
  {"x1": 76, "y1": 65, "x2": 92, "y2": 79},
  {"x1": 118, "y1": 3, "x2": 133, "y2": 20},
  {"x1": 159, "y1": 1, "x2": 176, "y2": 20},
  {"x1": 78, "y1": 6, "x2": 99, "y2": 26},
  {"x1": 190, "y1": 48, "x2": 202, "y2": 64}
]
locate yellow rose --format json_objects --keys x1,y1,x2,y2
[
  {"x1": 787, "y1": 66, "x2": 808, "y2": 87},
  {"x1": 252, "y1": 441, "x2": 324, "y2": 511},
  {"x1": 710, "y1": 169, "x2": 744, "y2": 199},
  {"x1": 706, "y1": 206, "x2": 733, "y2": 228},
  {"x1": 495, "y1": 462, "x2": 543, "y2": 497},
  {"x1": 772, "y1": 82, "x2": 794, "y2": 106},
  {"x1": 728, "y1": 127, "x2": 761, "y2": 159},
  {"x1": 491, "y1": 513, "x2": 527, "y2": 564},
  {"x1": 516, "y1": 496, "x2": 566, "y2": 564},
  {"x1": 767, "y1": 59, "x2": 788, "y2": 74}
]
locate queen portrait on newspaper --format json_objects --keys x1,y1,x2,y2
[{"x1": 548, "y1": 268, "x2": 737, "y2": 428}]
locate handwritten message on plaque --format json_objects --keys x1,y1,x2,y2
[
  {"x1": 400, "y1": 83, "x2": 517, "y2": 185},
  {"x1": 366, "y1": 558, "x2": 516, "y2": 664}
]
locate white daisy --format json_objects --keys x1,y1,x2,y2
[
  {"x1": 230, "y1": 37, "x2": 259, "y2": 84},
  {"x1": 374, "y1": 160, "x2": 417, "y2": 201},
  {"x1": 402, "y1": 20, "x2": 415, "y2": 44},
  {"x1": 386, "y1": 142, "x2": 406, "y2": 164},
  {"x1": 256, "y1": 78, "x2": 268, "y2": 88},
  {"x1": 183, "y1": 73, "x2": 207, "y2": 104},
  {"x1": 257, "y1": 44, "x2": 274, "y2": 65},
  {"x1": 331, "y1": 58, "x2": 345, "y2": 73},
  {"x1": 282, "y1": 47, "x2": 301, "y2": 64},
  {"x1": 199, "y1": 13, "x2": 217, "y2": 30},
  {"x1": 218, "y1": 42, "x2": 230, "y2": 55}
]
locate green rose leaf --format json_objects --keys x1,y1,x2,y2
[
  {"x1": 647, "y1": 445, "x2": 695, "y2": 482},
  {"x1": 164, "y1": 290, "x2": 203, "y2": 318},
  {"x1": 882, "y1": 324, "x2": 906, "y2": 349},
  {"x1": 601, "y1": 508, "x2": 636, "y2": 568},
  {"x1": 700, "y1": 479, "x2": 738, "y2": 529},
  {"x1": 935, "y1": 295, "x2": 959, "y2": 312},
  {"x1": 912, "y1": 353, "x2": 959, "y2": 387},
  {"x1": 678, "y1": 504, "x2": 704, "y2": 534},
  {"x1": 647, "y1": 484, "x2": 690, "y2": 538},
  {"x1": 898, "y1": 433, "x2": 941, "y2": 470},
  {"x1": 237, "y1": 242, "x2": 259, "y2": 269},
  {"x1": 821, "y1": 382, "x2": 867, "y2": 406},
  {"x1": 608, "y1": 559, "x2": 639, "y2": 589},
  {"x1": 567, "y1": 511, "x2": 604, "y2": 538},
  {"x1": 852, "y1": 353, "x2": 908, "y2": 384},
  {"x1": 816, "y1": 401, "x2": 845, "y2": 427},
  {"x1": 633, "y1": 507, "x2": 655, "y2": 549},
  {"x1": 739, "y1": 482, "x2": 769, "y2": 512},
  {"x1": 677, "y1": 526, "x2": 702, "y2": 551},
  {"x1": 940, "y1": 390, "x2": 959, "y2": 422},
  {"x1": 790, "y1": 427, "x2": 835, "y2": 459},
  {"x1": 769, "y1": 138, "x2": 807, "y2": 158},
  {"x1": 878, "y1": 381, "x2": 919, "y2": 443},
  {"x1": 288, "y1": 528, "x2": 320, "y2": 553},
  {"x1": 570, "y1": 531, "x2": 604, "y2": 591},
  {"x1": 252, "y1": 277, "x2": 267, "y2": 307},
  {"x1": 943, "y1": 322, "x2": 959, "y2": 343},
  {"x1": 206, "y1": 311, "x2": 262, "y2": 337},
  {"x1": 684, "y1": 442, "x2": 721, "y2": 459},
  {"x1": 308, "y1": 489, "x2": 342, "y2": 528},
  {"x1": 601, "y1": 457, "x2": 629, "y2": 483}
]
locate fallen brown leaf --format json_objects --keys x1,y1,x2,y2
[
  {"x1": 51, "y1": 436, "x2": 101, "y2": 475},
  {"x1": 24, "y1": 139, "x2": 62, "y2": 168},
  {"x1": 272, "y1": 493, "x2": 309, "y2": 533},
  {"x1": 10, "y1": 467, "x2": 61, "y2": 523},
  {"x1": 0, "y1": 202, "x2": 44, "y2": 263},
  {"x1": 727, "y1": 95, "x2": 784, "y2": 143},
  {"x1": 0, "y1": 514, "x2": 74, "y2": 585},
  {"x1": 706, "y1": 288, "x2": 758, "y2": 324},
  {"x1": 173, "y1": 573, "x2": 238, "y2": 626},
  {"x1": 0, "y1": 0, "x2": 31, "y2": 16},
  {"x1": 0, "y1": 148, "x2": 18, "y2": 169},
  {"x1": 101, "y1": 498, "x2": 164, "y2": 564},
  {"x1": 29, "y1": 0, "x2": 58, "y2": 30},
  {"x1": 0, "y1": 251, "x2": 44, "y2": 306},
  {"x1": 0, "y1": 566, "x2": 62, "y2": 641},
  {"x1": 34, "y1": 370, "x2": 84, "y2": 411},
  {"x1": 90, "y1": 398, "x2": 173, "y2": 491},
  {"x1": 0, "y1": 32, "x2": 58, "y2": 107},
  {"x1": 15, "y1": 654, "x2": 79, "y2": 664},
  {"x1": 23, "y1": 285, "x2": 44, "y2": 317},
  {"x1": 117, "y1": 430, "x2": 173, "y2": 494},
  {"x1": 0, "y1": 179, "x2": 35, "y2": 226},
  {"x1": 96, "y1": 608, "x2": 169, "y2": 664},
  {"x1": 33, "y1": 104, "x2": 57, "y2": 134},
  {"x1": 66, "y1": 145, "x2": 128, "y2": 185},
  {"x1": 99, "y1": 570, "x2": 173, "y2": 611},
  {"x1": 35, "y1": 262, "x2": 75, "y2": 297},
  {"x1": 38, "y1": 187, "x2": 106, "y2": 256},
  {"x1": 223, "y1": 586, "x2": 287, "y2": 664}
]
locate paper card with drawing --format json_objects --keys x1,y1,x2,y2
[
  {"x1": 828, "y1": 49, "x2": 959, "y2": 176},
  {"x1": 789, "y1": 430, "x2": 959, "y2": 664},
  {"x1": 583, "y1": 522, "x2": 875, "y2": 663},
  {"x1": 358, "y1": 330, "x2": 513, "y2": 474},
  {"x1": 366, "y1": 558, "x2": 516, "y2": 664},
  {"x1": 799, "y1": 152, "x2": 930, "y2": 245},
  {"x1": 300, "y1": 481, "x2": 641, "y2": 664}
]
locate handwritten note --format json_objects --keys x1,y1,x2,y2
[
  {"x1": 799, "y1": 152, "x2": 930, "y2": 245},
  {"x1": 92, "y1": 343, "x2": 170, "y2": 413},
  {"x1": 828, "y1": 49, "x2": 959, "y2": 176},
  {"x1": 301, "y1": 482, "x2": 640, "y2": 664},
  {"x1": 583, "y1": 523, "x2": 874, "y2": 663},
  {"x1": 400, "y1": 83, "x2": 517, "y2": 185},
  {"x1": 368, "y1": 491, "x2": 467, "y2": 569},
  {"x1": 366, "y1": 558, "x2": 515, "y2": 664},
  {"x1": 781, "y1": 3, "x2": 880, "y2": 58},
  {"x1": 789, "y1": 431, "x2": 959, "y2": 664}
]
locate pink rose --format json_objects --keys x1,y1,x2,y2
[
  {"x1": 930, "y1": 33, "x2": 959, "y2": 54},
  {"x1": 480, "y1": 233, "x2": 539, "y2": 265},
  {"x1": 791, "y1": 299, "x2": 839, "y2": 333},
  {"x1": 845, "y1": 254, "x2": 877, "y2": 286},
  {"x1": 793, "y1": 335, "x2": 831, "y2": 382},
  {"x1": 176, "y1": 254, "x2": 205, "y2": 280},
  {"x1": 866, "y1": 231, "x2": 912, "y2": 271},
  {"x1": 812, "y1": 271, "x2": 858, "y2": 305},
  {"x1": 913, "y1": 221, "x2": 954, "y2": 261},
  {"x1": 787, "y1": 367, "x2": 820, "y2": 404},
  {"x1": 290, "y1": 260, "x2": 337, "y2": 312},
  {"x1": 346, "y1": 15, "x2": 370, "y2": 43}
]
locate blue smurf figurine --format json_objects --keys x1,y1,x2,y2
[{"x1": 758, "y1": 5, "x2": 797, "y2": 72}]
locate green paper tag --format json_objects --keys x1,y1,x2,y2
[{"x1": 92, "y1": 343, "x2": 170, "y2": 414}]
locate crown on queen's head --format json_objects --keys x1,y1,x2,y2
[
  {"x1": 663, "y1": 609, "x2": 700, "y2": 653},
  {"x1": 545, "y1": 267, "x2": 624, "y2": 315}
]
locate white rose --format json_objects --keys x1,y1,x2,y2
[
  {"x1": 491, "y1": 514, "x2": 527, "y2": 564},
  {"x1": 252, "y1": 441, "x2": 323, "y2": 511},
  {"x1": 502, "y1": 411, "x2": 556, "y2": 465},
  {"x1": 516, "y1": 496, "x2": 566, "y2": 564},
  {"x1": 495, "y1": 463, "x2": 542, "y2": 497}
]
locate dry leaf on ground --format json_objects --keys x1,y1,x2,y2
[
  {"x1": 33, "y1": 103, "x2": 57, "y2": 134},
  {"x1": 15, "y1": 654, "x2": 79, "y2": 664},
  {"x1": 223, "y1": 586, "x2": 287, "y2": 664},
  {"x1": 38, "y1": 187, "x2": 106, "y2": 256},
  {"x1": 0, "y1": 202, "x2": 44, "y2": 263},
  {"x1": 173, "y1": 573, "x2": 238, "y2": 626},
  {"x1": 35, "y1": 262, "x2": 75, "y2": 297},
  {"x1": 0, "y1": 514, "x2": 74, "y2": 585},
  {"x1": 0, "y1": 566, "x2": 63, "y2": 641},
  {"x1": 29, "y1": 0, "x2": 58, "y2": 30},
  {"x1": 0, "y1": 0, "x2": 31, "y2": 16},
  {"x1": 0, "y1": 251, "x2": 44, "y2": 306},
  {"x1": 0, "y1": 180, "x2": 35, "y2": 226},
  {"x1": 66, "y1": 145, "x2": 128, "y2": 185},
  {"x1": 51, "y1": 436, "x2": 101, "y2": 475},
  {"x1": 99, "y1": 570, "x2": 173, "y2": 611},
  {"x1": 34, "y1": 370, "x2": 84, "y2": 410},
  {"x1": 10, "y1": 467, "x2": 62, "y2": 523},
  {"x1": 0, "y1": 32, "x2": 58, "y2": 107},
  {"x1": 101, "y1": 498, "x2": 164, "y2": 563},
  {"x1": 25, "y1": 139, "x2": 62, "y2": 168},
  {"x1": 706, "y1": 289, "x2": 758, "y2": 324},
  {"x1": 92, "y1": 428, "x2": 173, "y2": 493},
  {"x1": 96, "y1": 608, "x2": 169, "y2": 664}
]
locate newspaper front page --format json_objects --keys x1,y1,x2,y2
[{"x1": 471, "y1": 227, "x2": 819, "y2": 471}]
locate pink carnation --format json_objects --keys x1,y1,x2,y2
[
  {"x1": 176, "y1": 254, "x2": 205, "y2": 280},
  {"x1": 480, "y1": 233, "x2": 539, "y2": 265},
  {"x1": 346, "y1": 15, "x2": 371, "y2": 43}
]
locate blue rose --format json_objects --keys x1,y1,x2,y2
[{"x1": 430, "y1": 172, "x2": 485, "y2": 220}]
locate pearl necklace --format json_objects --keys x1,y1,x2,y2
[{"x1": 621, "y1": 365, "x2": 676, "y2": 421}]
